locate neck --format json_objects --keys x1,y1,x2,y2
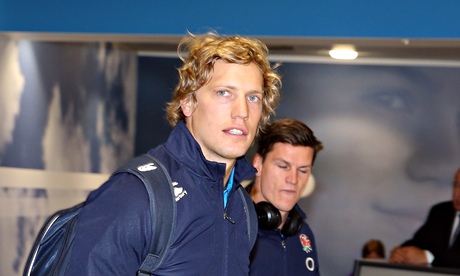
[{"x1": 224, "y1": 161, "x2": 236, "y2": 187}]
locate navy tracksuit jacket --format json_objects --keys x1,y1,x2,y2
[
  {"x1": 66, "y1": 121, "x2": 257, "y2": 275},
  {"x1": 249, "y1": 205, "x2": 320, "y2": 275}
]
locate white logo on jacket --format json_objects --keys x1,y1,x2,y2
[
  {"x1": 137, "y1": 163, "x2": 157, "y2": 172},
  {"x1": 305, "y1": 257, "x2": 315, "y2": 271},
  {"x1": 136, "y1": 162, "x2": 187, "y2": 202},
  {"x1": 173, "y1": 182, "x2": 187, "y2": 202}
]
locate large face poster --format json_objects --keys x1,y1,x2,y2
[
  {"x1": 137, "y1": 56, "x2": 460, "y2": 275},
  {"x1": 276, "y1": 62, "x2": 460, "y2": 275}
]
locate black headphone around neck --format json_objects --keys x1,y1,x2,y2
[{"x1": 253, "y1": 201, "x2": 303, "y2": 237}]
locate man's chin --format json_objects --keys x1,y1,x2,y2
[{"x1": 221, "y1": 147, "x2": 251, "y2": 160}]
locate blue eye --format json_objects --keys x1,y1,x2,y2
[
  {"x1": 248, "y1": 94, "x2": 261, "y2": 102},
  {"x1": 217, "y1": 90, "x2": 230, "y2": 96},
  {"x1": 363, "y1": 90, "x2": 412, "y2": 113}
]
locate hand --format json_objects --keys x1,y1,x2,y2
[
  {"x1": 389, "y1": 246, "x2": 406, "y2": 263},
  {"x1": 389, "y1": 246, "x2": 428, "y2": 266}
]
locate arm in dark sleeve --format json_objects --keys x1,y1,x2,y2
[
  {"x1": 401, "y1": 207, "x2": 437, "y2": 249},
  {"x1": 65, "y1": 173, "x2": 152, "y2": 275},
  {"x1": 431, "y1": 249, "x2": 460, "y2": 268},
  {"x1": 402, "y1": 203, "x2": 460, "y2": 268}
]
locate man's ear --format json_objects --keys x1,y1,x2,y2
[
  {"x1": 253, "y1": 154, "x2": 263, "y2": 176},
  {"x1": 180, "y1": 97, "x2": 193, "y2": 117}
]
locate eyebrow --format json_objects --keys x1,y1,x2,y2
[
  {"x1": 214, "y1": 85, "x2": 263, "y2": 94},
  {"x1": 274, "y1": 158, "x2": 312, "y2": 168}
]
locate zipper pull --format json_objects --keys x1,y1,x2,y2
[
  {"x1": 224, "y1": 212, "x2": 236, "y2": 224},
  {"x1": 279, "y1": 232, "x2": 286, "y2": 249}
]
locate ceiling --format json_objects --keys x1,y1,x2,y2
[{"x1": 3, "y1": 32, "x2": 460, "y2": 66}]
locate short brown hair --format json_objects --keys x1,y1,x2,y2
[{"x1": 256, "y1": 118, "x2": 324, "y2": 165}]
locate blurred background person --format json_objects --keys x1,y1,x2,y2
[
  {"x1": 348, "y1": 239, "x2": 386, "y2": 276},
  {"x1": 362, "y1": 239, "x2": 386, "y2": 260},
  {"x1": 389, "y1": 168, "x2": 460, "y2": 268}
]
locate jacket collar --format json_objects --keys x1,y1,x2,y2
[{"x1": 164, "y1": 121, "x2": 256, "y2": 186}]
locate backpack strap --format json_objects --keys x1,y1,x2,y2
[
  {"x1": 237, "y1": 186, "x2": 258, "y2": 249},
  {"x1": 113, "y1": 154, "x2": 176, "y2": 276}
]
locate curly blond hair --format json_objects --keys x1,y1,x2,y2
[{"x1": 165, "y1": 32, "x2": 281, "y2": 130}]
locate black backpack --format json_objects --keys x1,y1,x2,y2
[{"x1": 23, "y1": 154, "x2": 257, "y2": 276}]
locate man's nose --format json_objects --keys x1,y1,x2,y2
[
  {"x1": 231, "y1": 95, "x2": 249, "y2": 120},
  {"x1": 405, "y1": 110, "x2": 460, "y2": 186},
  {"x1": 286, "y1": 169, "x2": 298, "y2": 185}
]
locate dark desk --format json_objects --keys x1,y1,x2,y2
[{"x1": 354, "y1": 259, "x2": 460, "y2": 276}]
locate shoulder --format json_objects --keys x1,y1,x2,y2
[
  {"x1": 426, "y1": 201, "x2": 455, "y2": 221},
  {"x1": 431, "y1": 201, "x2": 454, "y2": 212},
  {"x1": 81, "y1": 172, "x2": 151, "y2": 228},
  {"x1": 87, "y1": 173, "x2": 148, "y2": 203},
  {"x1": 68, "y1": 173, "x2": 153, "y2": 274}
]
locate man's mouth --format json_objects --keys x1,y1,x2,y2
[{"x1": 228, "y1": 129, "x2": 244, "y2": 135}]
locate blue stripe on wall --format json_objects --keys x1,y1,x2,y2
[{"x1": 1, "y1": 0, "x2": 460, "y2": 38}]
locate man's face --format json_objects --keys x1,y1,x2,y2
[
  {"x1": 453, "y1": 170, "x2": 460, "y2": 211},
  {"x1": 254, "y1": 142, "x2": 314, "y2": 214},
  {"x1": 181, "y1": 60, "x2": 264, "y2": 164}
]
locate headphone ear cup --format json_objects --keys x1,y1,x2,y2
[
  {"x1": 254, "y1": 201, "x2": 282, "y2": 230},
  {"x1": 281, "y1": 208, "x2": 303, "y2": 236}
]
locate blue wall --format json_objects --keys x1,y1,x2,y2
[{"x1": 1, "y1": 0, "x2": 460, "y2": 38}]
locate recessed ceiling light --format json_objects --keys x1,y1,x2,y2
[{"x1": 329, "y1": 44, "x2": 358, "y2": 60}]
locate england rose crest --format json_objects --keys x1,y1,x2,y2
[{"x1": 299, "y1": 234, "x2": 313, "y2": 253}]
